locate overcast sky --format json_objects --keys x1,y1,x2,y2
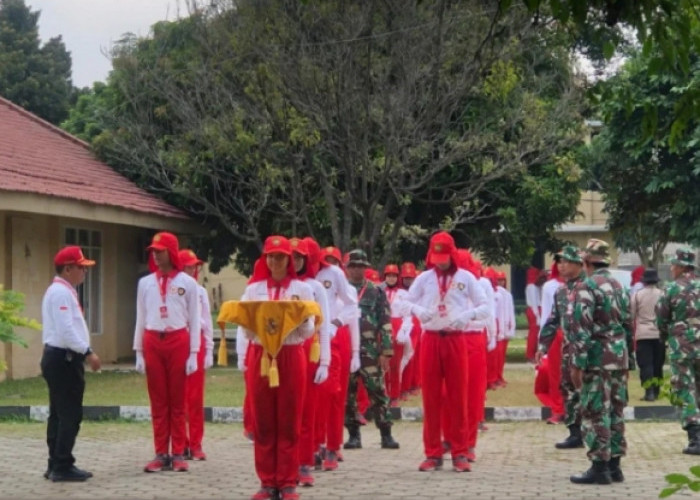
[{"x1": 27, "y1": 0, "x2": 183, "y2": 88}]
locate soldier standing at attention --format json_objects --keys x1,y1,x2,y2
[
  {"x1": 656, "y1": 248, "x2": 700, "y2": 455},
  {"x1": 568, "y1": 239, "x2": 632, "y2": 485},
  {"x1": 538, "y1": 246, "x2": 586, "y2": 450},
  {"x1": 343, "y1": 250, "x2": 399, "y2": 450}
]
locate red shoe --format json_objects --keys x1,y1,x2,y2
[
  {"x1": 357, "y1": 412, "x2": 368, "y2": 426},
  {"x1": 390, "y1": 399, "x2": 400, "y2": 408},
  {"x1": 251, "y1": 487, "x2": 277, "y2": 500},
  {"x1": 452, "y1": 455, "x2": 471, "y2": 472},
  {"x1": 243, "y1": 430, "x2": 255, "y2": 443},
  {"x1": 171, "y1": 455, "x2": 189, "y2": 472},
  {"x1": 299, "y1": 465, "x2": 314, "y2": 486},
  {"x1": 322, "y1": 451, "x2": 338, "y2": 471},
  {"x1": 479, "y1": 421, "x2": 489, "y2": 432},
  {"x1": 418, "y1": 457, "x2": 443, "y2": 471},
  {"x1": 280, "y1": 487, "x2": 300, "y2": 500},
  {"x1": 487, "y1": 382, "x2": 498, "y2": 391},
  {"x1": 190, "y1": 448, "x2": 207, "y2": 461},
  {"x1": 547, "y1": 414, "x2": 565, "y2": 425},
  {"x1": 143, "y1": 455, "x2": 170, "y2": 473},
  {"x1": 466, "y1": 447, "x2": 476, "y2": 463},
  {"x1": 442, "y1": 441, "x2": 451, "y2": 455},
  {"x1": 336, "y1": 450, "x2": 344, "y2": 462}
]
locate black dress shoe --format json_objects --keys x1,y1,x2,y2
[
  {"x1": 43, "y1": 468, "x2": 51, "y2": 479},
  {"x1": 49, "y1": 466, "x2": 92, "y2": 482}
]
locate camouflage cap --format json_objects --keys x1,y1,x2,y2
[
  {"x1": 670, "y1": 247, "x2": 696, "y2": 268},
  {"x1": 583, "y1": 238, "x2": 611, "y2": 264},
  {"x1": 555, "y1": 245, "x2": 583, "y2": 264},
  {"x1": 346, "y1": 249, "x2": 371, "y2": 267}
]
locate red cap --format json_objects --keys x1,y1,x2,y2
[
  {"x1": 400, "y1": 262, "x2": 417, "y2": 278},
  {"x1": 263, "y1": 235, "x2": 292, "y2": 256},
  {"x1": 496, "y1": 271, "x2": 506, "y2": 280},
  {"x1": 427, "y1": 231, "x2": 456, "y2": 266},
  {"x1": 383, "y1": 264, "x2": 399, "y2": 276},
  {"x1": 54, "y1": 246, "x2": 96, "y2": 267},
  {"x1": 290, "y1": 237, "x2": 309, "y2": 256},
  {"x1": 322, "y1": 246, "x2": 342, "y2": 263},
  {"x1": 365, "y1": 268, "x2": 381, "y2": 283},
  {"x1": 178, "y1": 249, "x2": 203, "y2": 267},
  {"x1": 146, "y1": 232, "x2": 181, "y2": 271}
]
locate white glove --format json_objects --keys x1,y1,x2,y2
[
  {"x1": 314, "y1": 364, "x2": 329, "y2": 384},
  {"x1": 186, "y1": 352, "x2": 198, "y2": 375},
  {"x1": 237, "y1": 354, "x2": 246, "y2": 372},
  {"x1": 396, "y1": 323, "x2": 412, "y2": 344},
  {"x1": 400, "y1": 343, "x2": 414, "y2": 374},
  {"x1": 350, "y1": 352, "x2": 361, "y2": 373},
  {"x1": 134, "y1": 351, "x2": 146, "y2": 374},
  {"x1": 450, "y1": 310, "x2": 474, "y2": 332},
  {"x1": 487, "y1": 335, "x2": 497, "y2": 352},
  {"x1": 412, "y1": 305, "x2": 434, "y2": 323},
  {"x1": 204, "y1": 349, "x2": 214, "y2": 370}
]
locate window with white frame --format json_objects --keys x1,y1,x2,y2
[{"x1": 64, "y1": 227, "x2": 102, "y2": 334}]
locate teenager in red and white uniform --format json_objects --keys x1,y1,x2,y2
[
  {"x1": 538, "y1": 258, "x2": 566, "y2": 424},
  {"x1": 290, "y1": 238, "x2": 331, "y2": 488},
  {"x1": 484, "y1": 267, "x2": 501, "y2": 391},
  {"x1": 398, "y1": 262, "x2": 422, "y2": 396},
  {"x1": 178, "y1": 249, "x2": 215, "y2": 461},
  {"x1": 525, "y1": 267, "x2": 543, "y2": 362},
  {"x1": 314, "y1": 246, "x2": 360, "y2": 471},
  {"x1": 237, "y1": 236, "x2": 316, "y2": 500},
  {"x1": 379, "y1": 264, "x2": 409, "y2": 406},
  {"x1": 403, "y1": 232, "x2": 488, "y2": 472},
  {"x1": 495, "y1": 271, "x2": 516, "y2": 387},
  {"x1": 133, "y1": 232, "x2": 201, "y2": 473}
]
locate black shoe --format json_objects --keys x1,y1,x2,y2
[
  {"x1": 570, "y1": 461, "x2": 612, "y2": 485},
  {"x1": 343, "y1": 427, "x2": 362, "y2": 449},
  {"x1": 608, "y1": 457, "x2": 624, "y2": 482},
  {"x1": 642, "y1": 388, "x2": 656, "y2": 401},
  {"x1": 684, "y1": 425, "x2": 700, "y2": 455},
  {"x1": 380, "y1": 425, "x2": 399, "y2": 449},
  {"x1": 555, "y1": 425, "x2": 584, "y2": 449},
  {"x1": 49, "y1": 466, "x2": 92, "y2": 482},
  {"x1": 43, "y1": 468, "x2": 51, "y2": 480}
]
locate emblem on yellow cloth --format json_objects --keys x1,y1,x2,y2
[{"x1": 217, "y1": 300, "x2": 322, "y2": 387}]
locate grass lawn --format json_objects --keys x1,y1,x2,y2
[{"x1": 0, "y1": 359, "x2": 668, "y2": 409}]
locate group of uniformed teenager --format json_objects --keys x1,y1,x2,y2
[{"x1": 39, "y1": 230, "x2": 699, "y2": 499}]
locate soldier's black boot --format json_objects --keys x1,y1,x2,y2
[
  {"x1": 642, "y1": 388, "x2": 656, "y2": 401},
  {"x1": 608, "y1": 456, "x2": 624, "y2": 482},
  {"x1": 570, "y1": 460, "x2": 612, "y2": 485},
  {"x1": 343, "y1": 426, "x2": 362, "y2": 449},
  {"x1": 555, "y1": 425, "x2": 584, "y2": 449},
  {"x1": 683, "y1": 425, "x2": 700, "y2": 455},
  {"x1": 379, "y1": 424, "x2": 399, "y2": 449}
]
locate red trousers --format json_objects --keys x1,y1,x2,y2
[
  {"x1": 547, "y1": 330, "x2": 564, "y2": 416},
  {"x1": 534, "y1": 356, "x2": 552, "y2": 407},
  {"x1": 319, "y1": 326, "x2": 350, "y2": 453},
  {"x1": 496, "y1": 339, "x2": 509, "y2": 383},
  {"x1": 400, "y1": 317, "x2": 421, "y2": 393},
  {"x1": 243, "y1": 344, "x2": 255, "y2": 437},
  {"x1": 185, "y1": 332, "x2": 206, "y2": 451},
  {"x1": 299, "y1": 339, "x2": 319, "y2": 466},
  {"x1": 525, "y1": 308, "x2": 540, "y2": 360},
  {"x1": 487, "y1": 346, "x2": 498, "y2": 387},
  {"x1": 421, "y1": 331, "x2": 469, "y2": 458},
  {"x1": 465, "y1": 332, "x2": 487, "y2": 449},
  {"x1": 250, "y1": 343, "x2": 306, "y2": 490},
  {"x1": 143, "y1": 328, "x2": 189, "y2": 456},
  {"x1": 386, "y1": 318, "x2": 404, "y2": 400}
]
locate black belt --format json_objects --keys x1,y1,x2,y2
[{"x1": 44, "y1": 344, "x2": 85, "y2": 361}]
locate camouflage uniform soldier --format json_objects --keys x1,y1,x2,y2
[
  {"x1": 537, "y1": 245, "x2": 586, "y2": 449},
  {"x1": 343, "y1": 250, "x2": 399, "y2": 450},
  {"x1": 568, "y1": 239, "x2": 632, "y2": 486},
  {"x1": 656, "y1": 248, "x2": 700, "y2": 455}
]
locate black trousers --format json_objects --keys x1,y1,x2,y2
[
  {"x1": 40, "y1": 345, "x2": 85, "y2": 472},
  {"x1": 636, "y1": 339, "x2": 666, "y2": 388}
]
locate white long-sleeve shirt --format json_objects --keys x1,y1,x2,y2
[
  {"x1": 525, "y1": 283, "x2": 541, "y2": 321},
  {"x1": 199, "y1": 285, "x2": 215, "y2": 351},
  {"x1": 41, "y1": 277, "x2": 90, "y2": 354},
  {"x1": 316, "y1": 264, "x2": 359, "y2": 337},
  {"x1": 133, "y1": 271, "x2": 201, "y2": 353},
  {"x1": 539, "y1": 279, "x2": 561, "y2": 331},
  {"x1": 496, "y1": 286, "x2": 516, "y2": 340},
  {"x1": 403, "y1": 268, "x2": 489, "y2": 332},
  {"x1": 302, "y1": 277, "x2": 332, "y2": 366},
  {"x1": 470, "y1": 277, "x2": 496, "y2": 342},
  {"x1": 235, "y1": 279, "x2": 316, "y2": 350}
]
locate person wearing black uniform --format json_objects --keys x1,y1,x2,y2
[{"x1": 40, "y1": 246, "x2": 101, "y2": 482}]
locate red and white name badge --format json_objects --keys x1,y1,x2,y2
[
  {"x1": 160, "y1": 305, "x2": 169, "y2": 319},
  {"x1": 438, "y1": 303, "x2": 448, "y2": 318}
]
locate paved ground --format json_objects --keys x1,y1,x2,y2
[{"x1": 0, "y1": 420, "x2": 696, "y2": 500}]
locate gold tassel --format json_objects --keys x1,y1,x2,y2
[
  {"x1": 217, "y1": 330, "x2": 228, "y2": 366},
  {"x1": 260, "y1": 353, "x2": 270, "y2": 377},
  {"x1": 310, "y1": 334, "x2": 320, "y2": 363},
  {"x1": 268, "y1": 358, "x2": 280, "y2": 388}
]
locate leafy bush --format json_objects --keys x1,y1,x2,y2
[{"x1": 0, "y1": 285, "x2": 40, "y2": 371}]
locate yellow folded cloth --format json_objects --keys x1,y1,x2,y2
[{"x1": 217, "y1": 300, "x2": 322, "y2": 387}]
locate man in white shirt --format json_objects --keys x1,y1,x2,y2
[
  {"x1": 403, "y1": 232, "x2": 489, "y2": 473},
  {"x1": 41, "y1": 246, "x2": 101, "y2": 482},
  {"x1": 133, "y1": 232, "x2": 201, "y2": 474}
]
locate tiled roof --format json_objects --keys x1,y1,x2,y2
[{"x1": 0, "y1": 96, "x2": 187, "y2": 220}]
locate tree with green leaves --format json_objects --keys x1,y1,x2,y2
[
  {"x1": 0, "y1": 0, "x2": 73, "y2": 124},
  {"x1": 0, "y1": 285, "x2": 38, "y2": 371}
]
